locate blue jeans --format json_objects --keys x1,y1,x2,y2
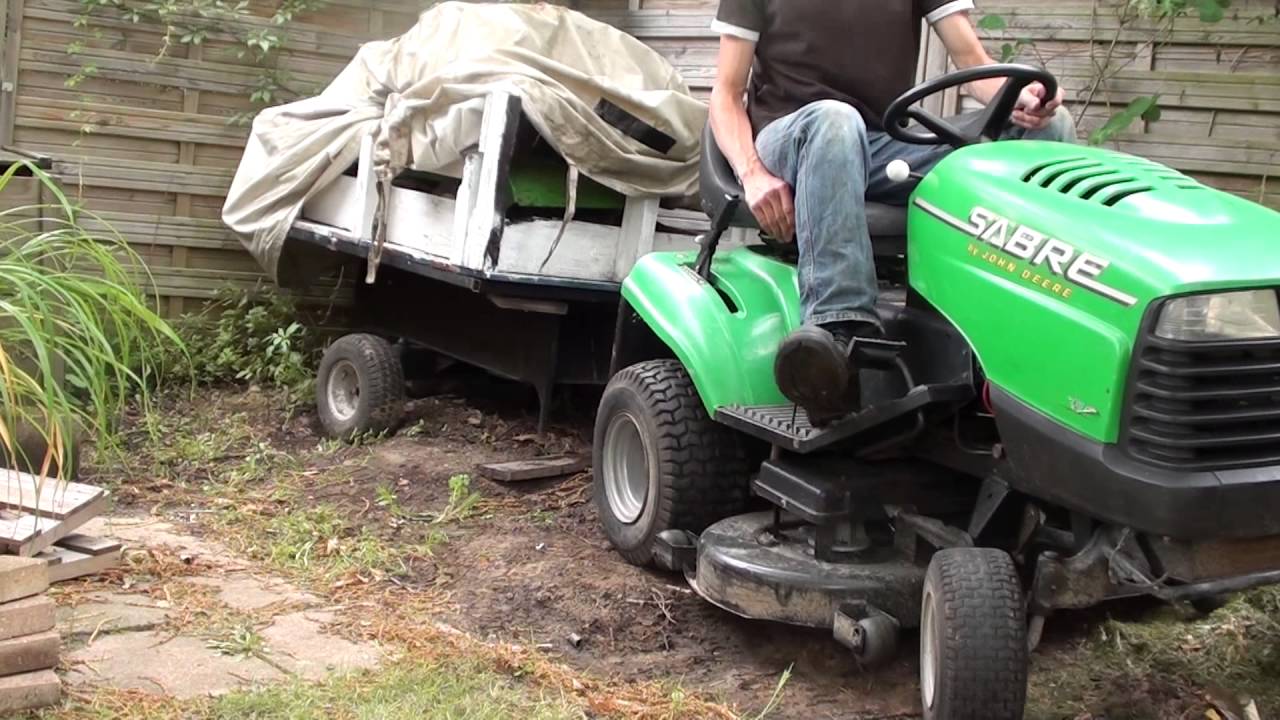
[{"x1": 755, "y1": 101, "x2": 1077, "y2": 328}]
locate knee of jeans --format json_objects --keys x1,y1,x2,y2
[{"x1": 801, "y1": 100, "x2": 868, "y2": 154}]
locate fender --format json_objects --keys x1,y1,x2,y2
[{"x1": 620, "y1": 248, "x2": 800, "y2": 414}]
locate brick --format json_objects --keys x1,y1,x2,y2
[
  {"x1": 0, "y1": 670, "x2": 60, "y2": 713},
  {"x1": 0, "y1": 630, "x2": 59, "y2": 677},
  {"x1": 0, "y1": 596, "x2": 55, "y2": 642},
  {"x1": 0, "y1": 556, "x2": 48, "y2": 604}
]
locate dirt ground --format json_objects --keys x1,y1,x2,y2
[{"x1": 85, "y1": 365, "x2": 1278, "y2": 719}]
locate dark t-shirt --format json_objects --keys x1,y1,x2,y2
[{"x1": 714, "y1": 0, "x2": 975, "y2": 133}]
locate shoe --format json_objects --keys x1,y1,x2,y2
[
  {"x1": 775, "y1": 322, "x2": 885, "y2": 427},
  {"x1": 774, "y1": 325, "x2": 855, "y2": 427}
]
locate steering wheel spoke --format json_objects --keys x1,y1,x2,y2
[{"x1": 881, "y1": 64, "x2": 1058, "y2": 149}]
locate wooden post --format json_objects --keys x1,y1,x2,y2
[
  {"x1": 168, "y1": 43, "x2": 204, "y2": 318},
  {"x1": 0, "y1": 0, "x2": 24, "y2": 148}
]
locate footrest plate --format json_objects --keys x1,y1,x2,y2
[{"x1": 716, "y1": 383, "x2": 972, "y2": 453}]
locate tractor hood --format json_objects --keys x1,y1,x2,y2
[
  {"x1": 908, "y1": 141, "x2": 1280, "y2": 444},
  {"x1": 915, "y1": 142, "x2": 1280, "y2": 297}
]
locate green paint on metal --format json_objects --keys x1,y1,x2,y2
[
  {"x1": 909, "y1": 140, "x2": 1280, "y2": 442},
  {"x1": 621, "y1": 248, "x2": 801, "y2": 414},
  {"x1": 508, "y1": 160, "x2": 624, "y2": 210},
  {"x1": 624, "y1": 140, "x2": 1280, "y2": 446}
]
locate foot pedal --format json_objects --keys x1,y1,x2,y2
[
  {"x1": 850, "y1": 336, "x2": 907, "y2": 369},
  {"x1": 654, "y1": 529, "x2": 698, "y2": 573}
]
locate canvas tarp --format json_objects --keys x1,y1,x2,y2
[{"x1": 222, "y1": 1, "x2": 708, "y2": 283}]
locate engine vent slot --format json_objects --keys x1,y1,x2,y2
[
  {"x1": 1079, "y1": 176, "x2": 1137, "y2": 200},
  {"x1": 1021, "y1": 154, "x2": 1207, "y2": 208},
  {"x1": 1059, "y1": 169, "x2": 1123, "y2": 194},
  {"x1": 1101, "y1": 186, "x2": 1154, "y2": 206}
]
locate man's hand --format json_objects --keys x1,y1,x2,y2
[
  {"x1": 1012, "y1": 81, "x2": 1066, "y2": 131},
  {"x1": 742, "y1": 164, "x2": 795, "y2": 242}
]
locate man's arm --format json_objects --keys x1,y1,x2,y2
[
  {"x1": 933, "y1": 12, "x2": 1064, "y2": 130},
  {"x1": 708, "y1": 35, "x2": 794, "y2": 241}
]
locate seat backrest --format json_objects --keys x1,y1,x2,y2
[{"x1": 699, "y1": 124, "x2": 760, "y2": 230}]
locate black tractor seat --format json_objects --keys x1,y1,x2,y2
[{"x1": 699, "y1": 124, "x2": 908, "y2": 254}]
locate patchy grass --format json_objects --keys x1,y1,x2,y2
[
  {"x1": 1029, "y1": 586, "x2": 1280, "y2": 719},
  {"x1": 37, "y1": 658, "x2": 588, "y2": 720},
  {"x1": 208, "y1": 660, "x2": 587, "y2": 720}
]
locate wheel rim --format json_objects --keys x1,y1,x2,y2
[
  {"x1": 602, "y1": 412, "x2": 651, "y2": 525},
  {"x1": 921, "y1": 587, "x2": 940, "y2": 710},
  {"x1": 326, "y1": 359, "x2": 361, "y2": 422}
]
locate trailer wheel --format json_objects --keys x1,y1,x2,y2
[
  {"x1": 316, "y1": 334, "x2": 405, "y2": 440},
  {"x1": 920, "y1": 548, "x2": 1028, "y2": 720},
  {"x1": 593, "y1": 360, "x2": 751, "y2": 567}
]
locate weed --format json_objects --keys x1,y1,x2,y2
[
  {"x1": 529, "y1": 509, "x2": 557, "y2": 526},
  {"x1": 206, "y1": 623, "x2": 270, "y2": 662},
  {"x1": 433, "y1": 474, "x2": 482, "y2": 525},
  {"x1": 164, "y1": 289, "x2": 322, "y2": 410},
  {"x1": 403, "y1": 418, "x2": 429, "y2": 437}
]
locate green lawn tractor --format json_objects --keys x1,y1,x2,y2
[{"x1": 592, "y1": 65, "x2": 1280, "y2": 719}]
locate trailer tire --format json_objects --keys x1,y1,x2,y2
[
  {"x1": 594, "y1": 360, "x2": 751, "y2": 567},
  {"x1": 920, "y1": 548, "x2": 1028, "y2": 720},
  {"x1": 316, "y1": 333, "x2": 405, "y2": 440}
]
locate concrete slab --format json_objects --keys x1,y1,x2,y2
[
  {"x1": 0, "y1": 595, "x2": 55, "y2": 641},
  {"x1": 259, "y1": 610, "x2": 382, "y2": 679},
  {"x1": 57, "y1": 593, "x2": 168, "y2": 642},
  {"x1": 184, "y1": 574, "x2": 320, "y2": 613},
  {"x1": 65, "y1": 632, "x2": 284, "y2": 698},
  {"x1": 72, "y1": 517, "x2": 250, "y2": 571}
]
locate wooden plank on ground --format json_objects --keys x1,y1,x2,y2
[
  {"x1": 56, "y1": 534, "x2": 122, "y2": 557},
  {"x1": 0, "y1": 630, "x2": 58, "y2": 677},
  {"x1": 0, "y1": 470, "x2": 106, "y2": 520},
  {"x1": 0, "y1": 669, "x2": 60, "y2": 714},
  {"x1": 35, "y1": 546, "x2": 121, "y2": 583},
  {"x1": 0, "y1": 596, "x2": 55, "y2": 642},
  {"x1": 0, "y1": 556, "x2": 48, "y2": 603},
  {"x1": 0, "y1": 491, "x2": 108, "y2": 557},
  {"x1": 478, "y1": 456, "x2": 588, "y2": 483}
]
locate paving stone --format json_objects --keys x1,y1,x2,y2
[
  {"x1": 0, "y1": 556, "x2": 48, "y2": 604},
  {"x1": 0, "y1": 630, "x2": 59, "y2": 676},
  {"x1": 57, "y1": 593, "x2": 168, "y2": 641},
  {"x1": 259, "y1": 610, "x2": 382, "y2": 679},
  {"x1": 0, "y1": 670, "x2": 60, "y2": 713},
  {"x1": 184, "y1": 574, "x2": 320, "y2": 612},
  {"x1": 65, "y1": 631, "x2": 284, "y2": 698},
  {"x1": 0, "y1": 595, "x2": 55, "y2": 641}
]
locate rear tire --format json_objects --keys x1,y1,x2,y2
[
  {"x1": 920, "y1": 548, "x2": 1028, "y2": 720},
  {"x1": 316, "y1": 334, "x2": 406, "y2": 440},
  {"x1": 593, "y1": 360, "x2": 752, "y2": 567}
]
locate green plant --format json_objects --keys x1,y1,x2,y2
[
  {"x1": 0, "y1": 160, "x2": 180, "y2": 477},
  {"x1": 206, "y1": 623, "x2": 270, "y2": 661},
  {"x1": 433, "y1": 474, "x2": 482, "y2": 525},
  {"x1": 166, "y1": 288, "x2": 321, "y2": 409}
]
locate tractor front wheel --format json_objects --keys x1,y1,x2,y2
[
  {"x1": 920, "y1": 548, "x2": 1029, "y2": 720},
  {"x1": 593, "y1": 360, "x2": 752, "y2": 567}
]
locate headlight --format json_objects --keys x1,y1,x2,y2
[{"x1": 1155, "y1": 290, "x2": 1280, "y2": 341}]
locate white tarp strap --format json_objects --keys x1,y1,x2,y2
[{"x1": 538, "y1": 163, "x2": 579, "y2": 272}]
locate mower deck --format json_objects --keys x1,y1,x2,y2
[{"x1": 687, "y1": 512, "x2": 925, "y2": 629}]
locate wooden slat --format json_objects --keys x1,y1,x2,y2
[
  {"x1": 0, "y1": 470, "x2": 105, "y2": 520},
  {"x1": 55, "y1": 533, "x2": 122, "y2": 557},
  {"x1": 0, "y1": 491, "x2": 107, "y2": 556}
]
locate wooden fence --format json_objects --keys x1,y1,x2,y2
[{"x1": 1, "y1": 0, "x2": 1276, "y2": 316}]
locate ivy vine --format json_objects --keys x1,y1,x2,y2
[{"x1": 65, "y1": 0, "x2": 333, "y2": 124}]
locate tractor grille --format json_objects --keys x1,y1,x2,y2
[{"x1": 1124, "y1": 330, "x2": 1280, "y2": 471}]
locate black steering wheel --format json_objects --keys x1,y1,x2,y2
[{"x1": 881, "y1": 64, "x2": 1059, "y2": 147}]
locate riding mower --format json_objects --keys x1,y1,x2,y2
[{"x1": 591, "y1": 64, "x2": 1280, "y2": 719}]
